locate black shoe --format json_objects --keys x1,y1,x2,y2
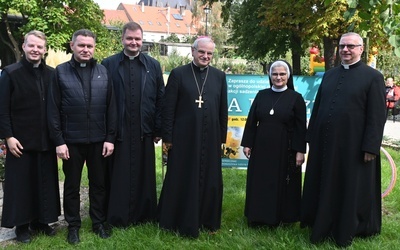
[
  {"x1": 30, "y1": 222, "x2": 56, "y2": 236},
  {"x1": 15, "y1": 224, "x2": 31, "y2": 243},
  {"x1": 93, "y1": 224, "x2": 110, "y2": 239},
  {"x1": 67, "y1": 228, "x2": 80, "y2": 245}
]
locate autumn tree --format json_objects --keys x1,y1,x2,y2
[
  {"x1": 229, "y1": 0, "x2": 297, "y2": 74},
  {"x1": 0, "y1": 0, "x2": 118, "y2": 64},
  {"x1": 206, "y1": 0, "x2": 399, "y2": 72}
]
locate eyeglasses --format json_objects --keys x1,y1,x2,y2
[
  {"x1": 338, "y1": 44, "x2": 362, "y2": 50},
  {"x1": 271, "y1": 73, "x2": 287, "y2": 77},
  {"x1": 194, "y1": 48, "x2": 213, "y2": 56}
]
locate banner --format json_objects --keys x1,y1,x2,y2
[{"x1": 222, "y1": 74, "x2": 322, "y2": 168}]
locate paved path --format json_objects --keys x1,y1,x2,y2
[
  {"x1": 383, "y1": 117, "x2": 400, "y2": 141},
  {"x1": 0, "y1": 118, "x2": 399, "y2": 244}
]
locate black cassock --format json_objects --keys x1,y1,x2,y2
[
  {"x1": 158, "y1": 63, "x2": 228, "y2": 238},
  {"x1": 107, "y1": 58, "x2": 157, "y2": 226},
  {"x1": 241, "y1": 88, "x2": 306, "y2": 226},
  {"x1": 301, "y1": 61, "x2": 386, "y2": 247}
]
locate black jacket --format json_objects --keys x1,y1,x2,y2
[
  {"x1": 0, "y1": 57, "x2": 54, "y2": 151},
  {"x1": 47, "y1": 57, "x2": 117, "y2": 146},
  {"x1": 102, "y1": 51, "x2": 164, "y2": 140}
]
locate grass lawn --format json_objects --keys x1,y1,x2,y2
[{"x1": 2, "y1": 146, "x2": 400, "y2": 249}]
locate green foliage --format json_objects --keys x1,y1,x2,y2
[
  {"x1": 377, "y1": 50, "x2": 400, "y2": 77},
  {"x1": 181, "y1": 35, "x2": 197, "y2": 44},
  {"x1": 0, "y1": 0, "x2": 118, "y2": 62},
  {"x1": 153, "y1": 50, "x2": 191, "y2": 73},
  {"x1": 95, "y1": 21, "x2": 124, "y2": 60},
  {"x1": 160, "y1": 33, "x2": 180, "y2": 43}
]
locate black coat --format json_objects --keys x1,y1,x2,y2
[
  {"x1": 101, "y1": 52, "x2": 164, "y2": 227},
  {"x1": 0, "y1": 57, "x2": 54, "y2": 151},
  {"x1": 47, "y1": 58, "x2": 117, "y2": 146},
  {"x1": 102, "y1": 51, "x2": 164, "y2": 140},
  {"x1": 301, "y1": 61, "x2": 386, "y2": 247},
  {"x1": 0, "y1": 57, "x2": 60, "y2": 227}
]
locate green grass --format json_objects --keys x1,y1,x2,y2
[{"x1": 3, "y1": 146, "x2": 400, "y2": 249}]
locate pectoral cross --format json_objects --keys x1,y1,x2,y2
[
  {"x1": 286, "y1": 175, "x2": 290, "y2": 184},
  {"x1": 195, "y1": 95, "x2": 204, "y2": 108}
]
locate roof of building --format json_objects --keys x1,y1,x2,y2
[{"x1": 102, "y1": 3, "x2": 198, "y2": 36}]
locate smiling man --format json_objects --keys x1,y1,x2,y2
[
  {"x1": 101, "y1": 21, "x2": 165, "y2": 228},
  {"x1": 157, "y1": 36, "x2": 228, "y2": 238},
  {"x1": 0, "y1": 30, "x2": 61, "y2": 243},
  {"x1": 301, "y1": 32, "x2": 386, "y2": 247}
]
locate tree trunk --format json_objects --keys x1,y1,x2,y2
[
  {"x1": 323, "y1": 36, "x2": 340, "y2": 71},
  {"x1": 291, "y1": 34, "x2": 302, "y2": 75},
  {"x1": 261, "y1": 61, "x2": 268, "y2": 75},
  {"x1": 2, "y1": 13, "x2": 22, "y2": 62}
]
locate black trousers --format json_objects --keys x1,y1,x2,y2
[{"x1": 62, "y1": 142, "x2": 108, "y2": 229}]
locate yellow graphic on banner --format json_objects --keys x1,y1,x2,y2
[{"x1": 228, "y1": 116, "x2": 247, "y2": 127}]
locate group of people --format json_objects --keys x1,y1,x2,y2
[
  {"x1": 241, "y1": 32, "x2": 386, "y2": 247},
  {"x1": 0, "y1": 26, "x2": 387, "y2": 248},
  {"x1": 0, "y1": 22, "x2": 227, "y2": 245}
]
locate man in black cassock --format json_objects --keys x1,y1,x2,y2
[
  {"x1": 158, "y1": 37, "x2": 228, "y2": 238},
  {"x1": 0, "y1": 30, "x2": 60, "y2": 243},
  {"x1": 301, "y1": 32, "x2": 386, "y2": 247},
  {"x1": 102, "y1": 22, "x2": 164, "y2": 227}
]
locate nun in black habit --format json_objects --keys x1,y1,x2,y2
[{"x1": 241, "y1": 60, "x2": 307, "y2": 226}]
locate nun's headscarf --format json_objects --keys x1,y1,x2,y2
[{"x1": 269, "y1": 60, "x2": 294, "y2": 91}]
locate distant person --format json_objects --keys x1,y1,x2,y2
[
  {"x1": 241, "y1": 60, "x2": 306, "y2": 227},
  {"x1": 301, "y1": 32, "x2": 386, "y2": 247},
  {"x1": 102, "y1": 21, "x2": 164, "y2": 227},
  {"x1": 385, "y1": 77, "x2": 400, "y2": 118},
  {"x1": 157, "y1": 36, "x2": 228, "y2": 238},
  {"x1": 47, "y1": 29, "x2": 117, "y2": 244},
  {"x1": 0, "y1": 30, "x2": 60, "y2": 243}
]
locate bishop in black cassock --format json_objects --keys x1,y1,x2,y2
[{"x1": 158, "y1": 37, "x2": 228, "y2": 238}]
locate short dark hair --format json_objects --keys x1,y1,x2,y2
[
  {"x1": 71, "y1": 29, "x2": 96, "y2": 43},
  {"x1": 122, "y1": 22, "x2": 143, "y2": 37}
]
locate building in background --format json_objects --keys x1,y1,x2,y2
[{"x1": 103, "y1": 2, "x2": 198, "y2": 42}]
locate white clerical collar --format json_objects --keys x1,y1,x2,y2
[
  {"x1": 124, "y1": 50, "x2": 140, "y2": 60},
  {"x1": 192, "y1": 61, "x2": 208, "y2": 71},
  {"x1": 33, "y1": 63, "x2": 40, "y2": 68},
  {"x1": 80, "y1": 63, "x2": 87, "y2": 68},
  {"x1": 341, "y1": 60, "x2": 360, "y2": 69},
  {"x1": 271, "y1": 85, "x2": 288, "y2": 92}
]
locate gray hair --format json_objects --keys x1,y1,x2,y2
[
  {"x1": 192, "y1": 36, "x2": 215, "y2": 50},
  {"x1": 340, "y1": 32, "x2": 363, "y2": 45}
]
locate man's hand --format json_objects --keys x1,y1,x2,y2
[
  {"x1": 364, "y1": 152, "x2": 376, "y2": 163},
  {"x1": 56, "y1": 144, "x2": 70, "y2": 160},
  {"x1": 6, "y1": 137, "x2": 23, "y2": 158},
  {"x1": 103, "y1": 142, "x2": 114, "y2": 157},
  {"x1": 243, "y1": 147, "x2": 251, "y2": 159},
  {"x1": 296, "y1": 152, "x2": 305, "y2": 167}
]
